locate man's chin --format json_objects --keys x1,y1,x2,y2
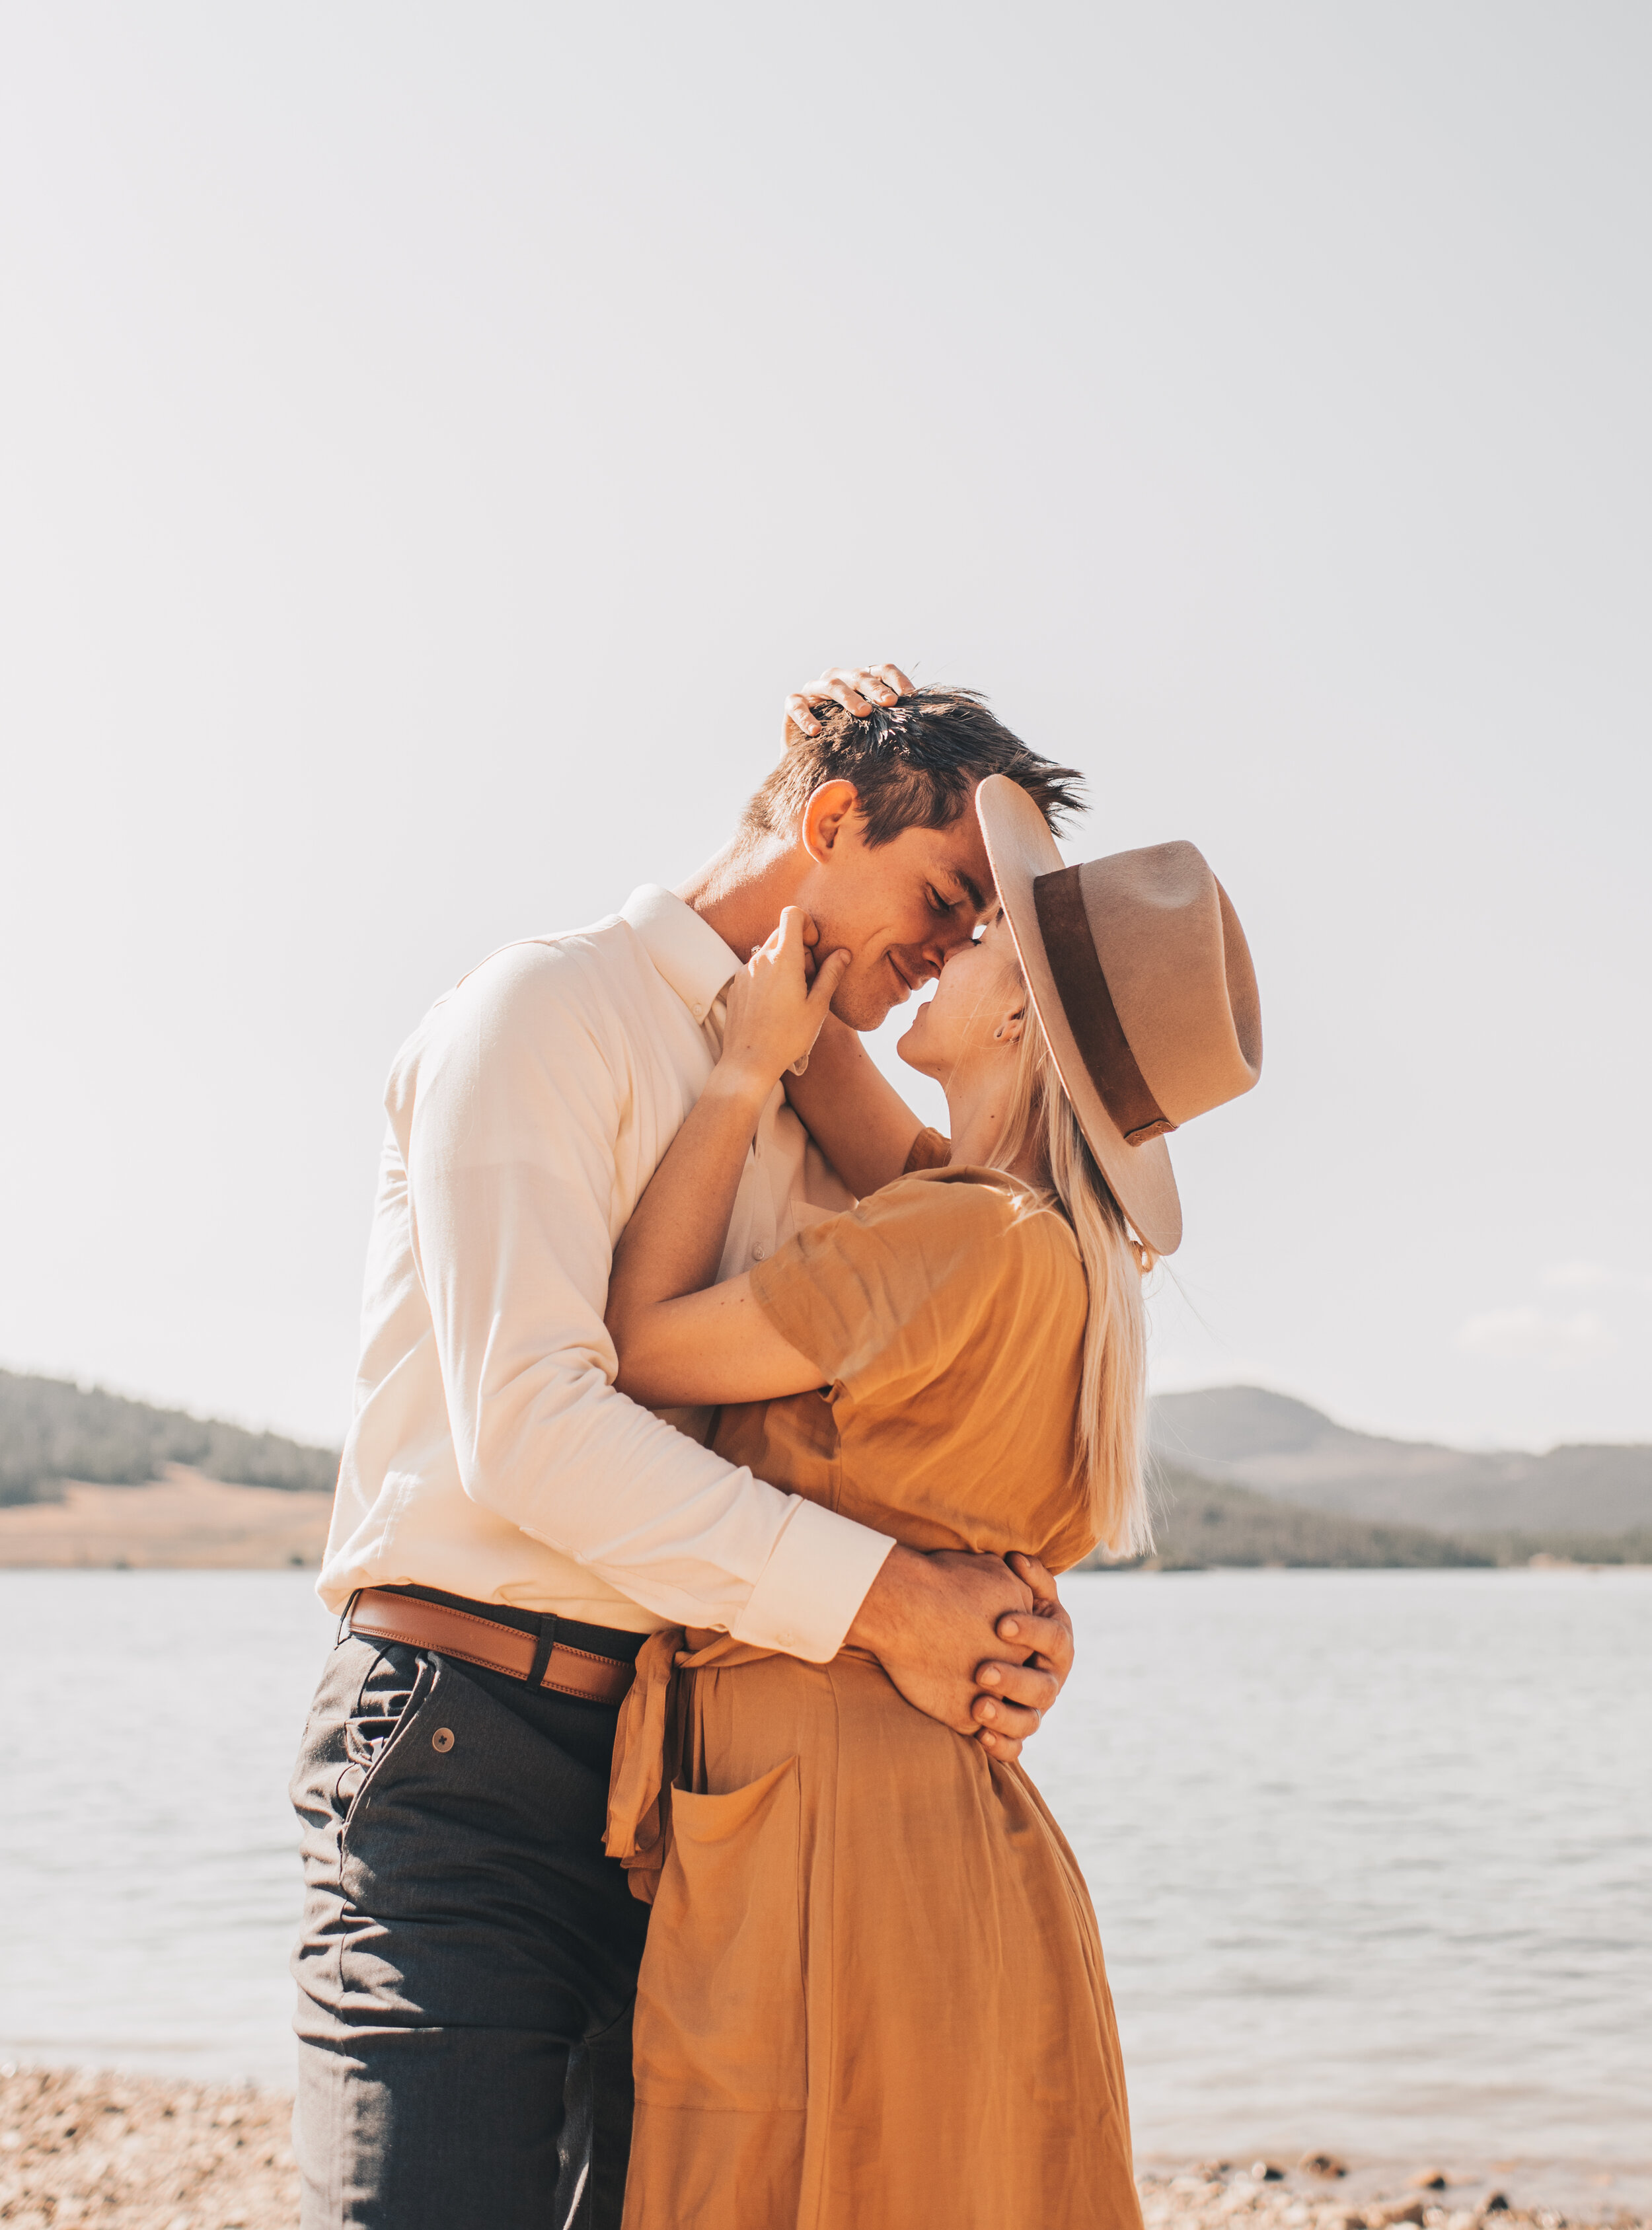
[{"x1": 829, "y1": 973, "x2": 898, "y2": 1033}]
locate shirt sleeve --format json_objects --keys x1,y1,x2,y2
[
  {"x1": 747, "y1": 1174, "x2": 1014, "y2": 1411},
  {"x1": 394, "y1": 940, "x2": 893, "y2": 1660}
]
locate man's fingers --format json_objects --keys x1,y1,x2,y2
[
  {"x1": 976, "y1": 1727, "x2": 1023, "y2": 1763},
  {"x1": 971, "y1": 1690, "x2": 1043, "y2": 1741},
  {"x1": 873, "y1": 663, "x2": 914, "y2": 698},
  {"x1": 999, "y1": 1554, "x2": 1073, "y2": 1673},
  {"x1": 994, "y1": 1608, "x2": 1071, "y2": 1672},
  {"x1": 1006, "y1": 1549, "x2": 1060, "y2": 1606},
  {"x1": 974, "y1": 1656, "x2": 1061, "y2": 1715}
]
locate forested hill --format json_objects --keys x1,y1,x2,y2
[
  {"x1": 1149, "y1": 1385, "x2": 1652, "y2": 1536},
  {"x1": 1084, "y1": 1462, "x2": 1652, "y2": 1571},
  {"x1": 0, "y1": 1370, "x2": 339, "y2": 1505}
]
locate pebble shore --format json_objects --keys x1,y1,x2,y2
[
  {"x1": 1139, "y1": 2161, "x2": 1649, "y2": 2230},
  {"x1": 3, "y1": 2065, "x2": 1646, "y2": 2230},
  {"x1": 0, "y1": 2068, "x2": 298, "y2": 2229}
]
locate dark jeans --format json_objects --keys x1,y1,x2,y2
[{"x1": 289, "y1": 1610, "x2": 650, "y2": 2229}]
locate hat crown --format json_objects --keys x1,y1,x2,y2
[
  {"x1": 1066, "y1": 842, "x2": 1262, "y2": 1125},
  {"x1": 974, "y1": 772, "x2": 1263, "y2": 1257}
]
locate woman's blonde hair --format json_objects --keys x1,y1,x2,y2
[{"x1": 987, "y1": 991, "x2": 1154, "y2": 1558}]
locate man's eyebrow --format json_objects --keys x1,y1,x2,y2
[{"x1": 957, "y1": 872, "x2": 989, "y2": 914}]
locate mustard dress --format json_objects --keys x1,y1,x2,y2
[{"x1": 605, "y1": 1165, "x2": 1143, "y2": 2230}]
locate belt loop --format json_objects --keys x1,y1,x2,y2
[
  {"x1": 334, "y1": 1588, "x2": 362, "y2": 1651},
  {"x1": 527, "y1": 1612, "x2": 560, "y2": 1690}
]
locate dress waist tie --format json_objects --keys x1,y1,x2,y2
[{"x1": 603, "y1": 1626, "x2": 777, "y2": 1904}]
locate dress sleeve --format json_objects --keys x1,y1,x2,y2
[
  {"x1": 902, "y1": 1127, "x2": 952, "y2": 1173},
  {"x1": 747, "y1": 1175, "x2": 1016, "y2": 1411}
]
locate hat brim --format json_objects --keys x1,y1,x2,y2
[{"x1": 975, "y1": 774, "x2": 1183, "y2": 1255}]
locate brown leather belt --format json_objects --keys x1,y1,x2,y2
[{"x1": 348, "y1": 1587, "x2": 637, "y2": 1706}]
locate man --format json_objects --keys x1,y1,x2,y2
[{"x1": 290, "y1": 664, "x2": 1090, "y2": 2229}]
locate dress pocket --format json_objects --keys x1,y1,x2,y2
[{"x1": 632, "y1": 1755, "x2": 807, "y2": 2112}]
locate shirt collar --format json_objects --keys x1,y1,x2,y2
[{"x1": 620, "y1": 885, "x2": 741, "y2": 1027}]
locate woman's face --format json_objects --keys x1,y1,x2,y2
[{"x1": 897, "y1": 910, "x2": 1025, "y2": 1081}]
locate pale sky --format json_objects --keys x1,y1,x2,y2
[{"x1": 3, "y1": 2, "x2": 1647, "y2": 1454}]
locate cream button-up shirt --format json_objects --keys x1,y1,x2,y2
[{"x1": 317, "y1": 885, "x2": 897, "y2": 1661}]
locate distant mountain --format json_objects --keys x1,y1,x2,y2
[
  {"x1": 1148, "y1": 1386, "x2": 1652, "y2": 1536},
  {"x1": 1081, "y1": 1463, "x2": 1497, "y2": 1571},
  {"x1": 0, "y1": 1370, "x2": 340, "y2": 1505}
]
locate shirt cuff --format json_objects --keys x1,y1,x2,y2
[{"x1": 733, "y1": 1497, "x2": 895, "y2": 1662}]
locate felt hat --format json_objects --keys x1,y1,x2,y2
[{"x1": 975, "y1": 774, "x2": 1262, "y2": 1255}]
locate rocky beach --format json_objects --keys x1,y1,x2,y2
[
  {"x1": 0, "y1": 2068, "x2": 298, "y2": 2229},
  {"x1": 3, "y1": 2065, "x2": 1647, "y2": 2230}
]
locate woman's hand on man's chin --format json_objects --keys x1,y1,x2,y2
[{"x1": 719, "y1": 906, "x2": 851, "y2": 1094}]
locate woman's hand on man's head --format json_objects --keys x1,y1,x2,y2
[
  {"x1": 784, "y1": 663, "x2": 916, "y2": 739},
  {"x1": 717, "y1": 907, "x2": 850, "y2": 1098}
]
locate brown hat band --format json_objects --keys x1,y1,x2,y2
[{"x1": 1032, "y1": 867, "x2": 1178, "y2": 1146}]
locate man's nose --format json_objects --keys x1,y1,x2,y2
[{"x1": 915, "y1": 925, "x2": 967, "y2": 978}]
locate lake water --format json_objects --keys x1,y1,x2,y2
[{"x1": 1, "y1": 1569, "x2": 1648, "y2": 2171}]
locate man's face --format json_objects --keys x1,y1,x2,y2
[{"x1": 793, "y1": 804, "x2": 998, "y2": 1031}]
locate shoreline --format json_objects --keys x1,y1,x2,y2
[
  {"x1": 0, "y1": 1471, "x2": 332, "y2": 1570},
  {"x1": 3, "y1": 2068, "x2": 1647, "y2": 2230}
]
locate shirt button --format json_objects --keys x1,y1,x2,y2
[
  {"x1": 753, "y1": 1243, "x2": 767, "y2": 1261},
  {"x1": 432, "y1": 1727, "x2": 455, "y2": 1754}
]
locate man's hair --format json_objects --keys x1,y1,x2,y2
[{"x1": 739, "y1": 687, "x2": 1086, "y2": 848}]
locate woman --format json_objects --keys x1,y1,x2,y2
[{"x1": 602, "y1": 776, "x2": 1263, "y2": 2230}]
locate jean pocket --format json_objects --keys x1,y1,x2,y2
[
  {"x1": 632, "y1": 1756, "x2": 806, "y2": 2111},
  {"x1": 338, "y1": 1646, "x2": 435, "y2": 1838}
]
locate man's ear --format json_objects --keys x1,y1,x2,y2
[{"x1": 800, "y1": 780, "x2": 861, "y2": 866}]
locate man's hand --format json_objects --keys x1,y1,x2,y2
[
  {"x1": 847, "y1": 1542, "x2": 1076, "y2": 1765},
  {"x1": 848, "y1": 1545, "x2": 1033, "y2": 1738},
  {"x1": 784, "y1": 663, "x2": 916, "y2": 739},
  {"x1": 969, "y1": 1553, "x2": 1074, "y2": 1761}
]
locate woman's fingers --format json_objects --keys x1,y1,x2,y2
[
  {"x1": 782, "y1": 663, "x2": 913, "y2": 739},
  {"x1": 784, "y1": 690, "x2": 825, "y2": 739},
  {"x1": 724, "y1": 910, "x2": 845, "y2": 1080},
  {"x1": 763, "y1": 907, "x2": 807, "y2": 963},
  {"x1": 806, "y1": 946, "x2": 852, "y2": 1020},
  {"x1": 821, "y1": 665, "x2": 903, "y2": 711}
]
